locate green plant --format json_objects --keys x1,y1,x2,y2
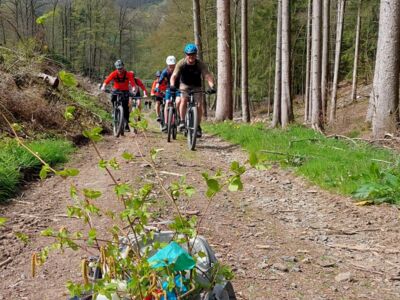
[{"x1": 19, "y1": 109, "x2": 261, "y2": 299}]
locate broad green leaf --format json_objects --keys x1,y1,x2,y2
[
  {"x1": 83, "y1": 127, "x2": 103, "y2": 142},
  {"x1": 41, "y1": 228, "x2": 55, "y2": 236},
  {"x1": 150, "y1": 148, "x2": 164, "y2": 160},
  {"x1": 185, "y1": 186, "x2": 196, "y2": 197},
  {"x1": 98, "y1": 159, "x2": 107, "y2": 169},
  {"x1": 228, "y1": 175, "x2": 243, "y2": 192},
  {"x1": 122, "y1": 152, "x2": 135, "y2": 161},
  {"x1": 64, "y1": 106, "x2": 76, "y2": 121},
  {"x1": 248, "y1": 152, "x2": 258, "y2": 167},
  {"x1": 205, "y1": 179, "x2": 220, "y2": 198},
  {"x1": 39, "y1": 164, "x2": 51, "y2": 180},
  {"x1": 58, "y1": 70, "x2": 77, "y2": 87},
  {"x1": 115, "y1": 183, "x2": 131, "y2": 196},
  {"x1": 56, "y1": 168, "x2": 79, "y2": 178},
  {"x1": 83, "y1": 189, "x2": 102, "y2": 199},
  {"x1": 230, "y1": 161, "x2": 246, "y2": 175}
]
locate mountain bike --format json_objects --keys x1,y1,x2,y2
[
  {"x1": 157, "y1": 93, "x2": 166, "y2": 132},
  {"x1": 166, "y1": 95, "x2": 180, "y2": 142},
  {"x1": 181, "y1": 89, "x2": 215, "y2": 151},
  {"x1": 105, "y1": 89, "x2": 132, "y2": 137}
]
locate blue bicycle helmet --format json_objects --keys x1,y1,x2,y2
[
  {"x1": 114, "y1": 59, "x2": 124, "y2": 70},
  {"x1": 155, "y1": 70, "x2": 161, "y2": 77},
  {"x1": 184, "y1": 43, "x2": 198, "y2": 54}
]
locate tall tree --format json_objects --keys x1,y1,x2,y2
[
  {"x1": 215, "y1": 0, "x2": 233, "y2": 121},
  {"x1": 311, "y1": 0, "x2": 322, "y2": 131},
  {"x1": 304, "y1": 0, "x2": 312, "y2": 123},
  {"x1": 192, "y1": 0, "x2": 207, "y2": 118},
  {"x1": 351, "y1": 0, "x2": 361, "y2": 103},
  {"x1": 371, "y1": 0, "x2": 400, "y2": 138},
  {"x1": 272, "y1": 0, "x2": 282, "y2": 127},
  {"x1": 321, "y1": 0, "x2": 330, "y2": 121},
  {"x1": 241, "y1": 0, "x2": 250, "y2": 122},
  {"x1": 329, "y1": 0, "x2": 346, "y2": 123}
]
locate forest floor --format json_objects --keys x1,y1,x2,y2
[{"x1": 1, "y1": 111, "x2": 400, "y2": 300}]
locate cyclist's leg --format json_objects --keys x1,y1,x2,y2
[
  {"x1": 178, "y1": 91, "x2": 188, "y2": 129},
  {"x1": 194, "y1": 92, "x2": 203, "y2": 137},
  {"x1": 122, "y1": 94, "x2": 130, "y2": 125}
]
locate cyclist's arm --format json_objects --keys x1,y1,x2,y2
[
  {"x1": 136, "y1": 78, "x2": 148, "y2": 96},
  {"x1": 128, "y1": 72, "x2": 137, "y2": 92},
  {"x1": 199, "y1": 61, "x2": 215, "y2": 88},
  {"x1": 102, "y1": 71, "x2": 116, "y2": 90}
]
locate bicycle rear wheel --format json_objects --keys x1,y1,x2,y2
[
  {"x1": 172, "y1": 111, "x2": 177, "y2": 140},
  {"x1": 167, "y1": 107, "x2": 173, "y2": 142},
  {"x1": 113, "y1": 105, "x2": 124, "y2": 137},
  {"x1": 186, "y1": 107, "x2": 198, "y2": 150}
]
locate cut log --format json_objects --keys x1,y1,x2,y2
[{"x1": 37, "y1": 73, "x2": 59, "y2": 88}]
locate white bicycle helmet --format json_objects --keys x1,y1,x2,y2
[{"x1": 166, "y1": 55, "x2": 176, "y2": 65}]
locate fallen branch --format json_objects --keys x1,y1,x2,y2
[
  {"x1": 350, "y1": 262, "x2": 384, "y2": 276},
  {"x1": 0, "y1": 257, "x2": 12, "y2": 268},
  {"x1": 159, "y1": 170, "x2": 184, "y2": 177},
  {"x1": 326, "y1": 134, "x2": 358, "y2": 146}
]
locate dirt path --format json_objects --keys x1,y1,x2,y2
[{"x1": 1, "y1": 120, "x2": 400, "y2": 300}]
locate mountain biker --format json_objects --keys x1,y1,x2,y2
[
  {"x1": 170, "y1": 43, "x2": 215, "y2": 138},
  {"x1": 101, "y1": 59, "x2": 137, "y2": 132},
  {"x1": 151, "y1": 70, "x2": 167, "y2": 123},
  {"x1": 155, "y1": 55, "x2": 181, "y2": 132},
  {"x1": 129, "y1": 76, "x2": 148, "y2": 121}
]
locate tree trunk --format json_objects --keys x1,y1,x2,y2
[
  {"x1": 215, "y1": 0, "x2": 233, "y2": 121},
  {"x1": 372, "y1": 0, "x2": 400, "y2": 138},
  {"x1": 272, "y1": 0, "x2": 282, "y2": 127},
  {"x1": 192, "y1": 0, "x2": 207, "y2": 118},
  {"x1": 351, "y1": 0, "x2": 361, "y2": 103},
  {"x1": 241, "y1": 0, "x2": 250, "y2": 122},
  {"x1": 329, "y1": 0, "x2": 346, "y2": 123},
  {"x1": 304, "y1": 0, "x2": 312, "y2": 123},
  {"x1": 281, "y1": 0, "x2": 292, "y2": 127},
  {"x1": 321, "y1": 0, "x2": 330, "y2": 121},
  {"x1": 311, "y1": 0, "x2": 323, "y2": 131}
]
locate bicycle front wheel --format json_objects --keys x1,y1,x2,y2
[
  {"x1": 186, "y1": 107, "x2": 198, "y2": 151},
  {"x1": 167, "y1": 107, "x2": 173, "y2": 143},
  {"x1": 113, "y1": 105, "x2": 124, "y2": 137}
]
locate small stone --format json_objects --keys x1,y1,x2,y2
[
  {"x1": 335, "y1": 272, "x2": 353, "y2": 283},
  {"x1": 291, "y1": 266, "x2": 302, "y2": 272},
  {"x1": 272, "y1": 263, "x2": 289, "y2": 272},
  {"x1": 290, "y1": 283, "x2": 298, "y2": 289},
  {"x1": 282, "y1": 256, "x2": 298, "y2": 263}
]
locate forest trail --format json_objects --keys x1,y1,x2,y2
[{"x1": 1, "y1": 118, "x2": 400, "y2": 300}]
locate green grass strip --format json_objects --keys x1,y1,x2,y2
[
  {"x1": 204, "y1": 122, "x2": 396, "y2": 198},
  {"x1": 68, "y1": 88, "x2": 111, "y2": 122},
  {"x1": 0, "y1": 139, "x2": 75, "y2": 202}
]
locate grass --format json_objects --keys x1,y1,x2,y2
[
  {"x1": 204, "y1": 122, "x2": 396, "y2": 198},
  {"x1": 0, "y1": 138, "x2": 75, "y2": 202},
  {"x1": 68, "y1": 88, "x2": 111, "y2": 122}
]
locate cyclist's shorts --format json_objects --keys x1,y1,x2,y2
[
  {"x1": 165, "y1": 89, "x2": 181, "y2": 102},
  {"x1": 153, "y1": 96, "x2": 164, "y2": 102}
]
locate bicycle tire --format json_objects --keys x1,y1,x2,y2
[
  {"x1": 172, "y1": 110, "x2": 177, "y2": 140},
  {"x1": 113, "y1": 105, "x2": 124, "y2": 137},
  {"x1": 167, "y1": 107, "x2": 173, "y2": 142},
  {"x1": 187, "y1": 107, "x2": 198, "y2": 150}
]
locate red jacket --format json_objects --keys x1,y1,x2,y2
[
  {"x1": 151, "y1": 78, "x2": 167, "y2": 97},
  {"x1": 103, "y1": 70, "x2": 136, "y2": 91}
]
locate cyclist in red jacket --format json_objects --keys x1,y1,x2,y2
[
  {"x1": 129, "y1": 76, "x2": 148, "y2": 120},
  {"x1": 101, "y1": 59, "x2": 137, "y2": 131}
]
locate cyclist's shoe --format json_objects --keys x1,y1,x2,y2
[
  {"x1": 161, "y1": 124, "x2": 168, "y2": 132},
  {"x1": 138, "y1": 116, "x2": 141, "y2": 121},
  {"x1": 156, "y1": 117, "x2": 161, "y2": 122},
  {"x1": 178, "y1": 121, "x2": 185, "y2": 132},
  {"x1": 125, "y1": 124, "x2": 131, "y2": 132},
  {"x1": 196, "y1": 125, "x2": 202, "y2": 138}
]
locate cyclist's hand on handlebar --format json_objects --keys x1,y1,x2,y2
[
  {"x1": 100, "y1": 84, "x2": 106, "y2": 92},
  {"x1": 206, "y1": 87, "x2": 216, "y2": 95},
  {"x1": 154, "y1": 87, "x2": 159, "y2": 93},
  {"x1": 143, "y1": 92, "x2": 148, "y2": 98}
]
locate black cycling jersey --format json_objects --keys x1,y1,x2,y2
[{"x1": 179, "y1": 60, "x2": 202, "y2": 87}]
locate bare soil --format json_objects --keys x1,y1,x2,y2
[{"x1": 1, "y1": 116, "x2": 400, "y2": 300}]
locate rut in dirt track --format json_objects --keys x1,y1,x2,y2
[{"x1": 1, "y1": 122, "x2": 400, "y2": 300}]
